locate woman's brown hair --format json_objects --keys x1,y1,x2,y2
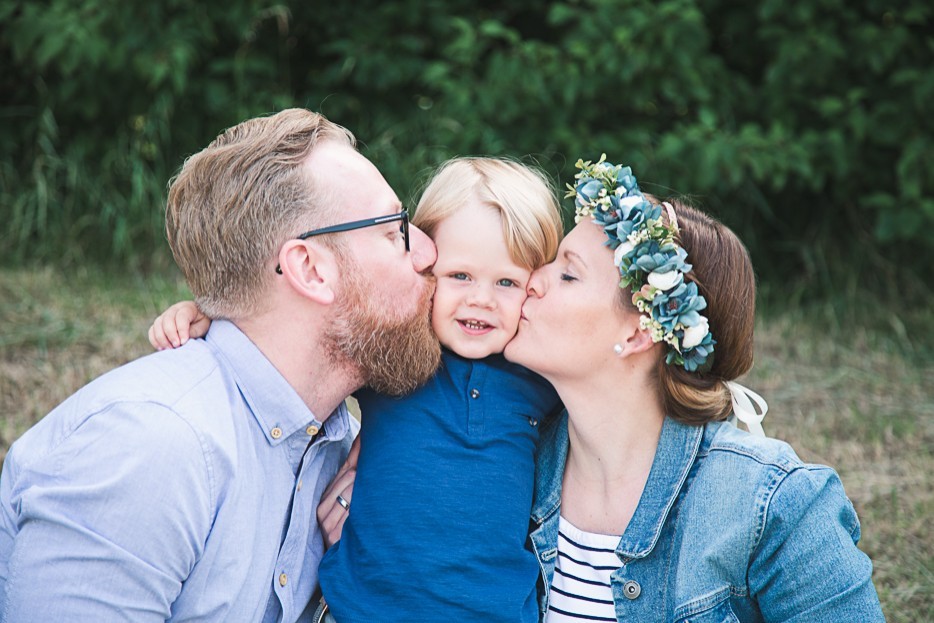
[{"x1": 633, "y1": 198, "x2": 756, "y2": 425}]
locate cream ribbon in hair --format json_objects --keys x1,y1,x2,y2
[{"x1": 724, "y1": 381, "x2": 768, "y2": 437}]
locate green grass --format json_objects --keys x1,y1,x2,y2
[
  {"x1": 748, "y1": 303, "x2": 934, "y2": 622},
  {"x1": 1, "y1": 268, "x2": 932, "y2": 620},
  {"x1": 0, "y1": 267, "x2": 191, "y2": 449}
]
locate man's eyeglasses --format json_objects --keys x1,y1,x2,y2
[{"x1": 276, "y1": 209, "x2": 410, "y2": 274}]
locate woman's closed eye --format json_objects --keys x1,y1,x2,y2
[{"x1": 560, "y1": 272, "x2": 578, "y2": 282}]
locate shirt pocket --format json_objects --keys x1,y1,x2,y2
[{"x1": 675, "y1": 592, "x2": 740, "y2": 623}]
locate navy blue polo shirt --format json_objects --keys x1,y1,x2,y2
[{"x1": 318, "y1": 349, "x2": 560, "y2": 622}]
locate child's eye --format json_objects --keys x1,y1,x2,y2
[
  {"x1": 451, "y1": 273, "x2": 469, "y2": 281},
  {"x1": 496, "y1": 278, "x2": 518, "y2": 287},
  {"x1": 560, "y1": 273, "x2": 577, "y2": 282}
]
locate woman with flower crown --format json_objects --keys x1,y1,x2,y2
[{"x1": 504, "y1": 158, "x2": 885, "y2": 622}]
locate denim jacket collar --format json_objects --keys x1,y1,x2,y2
[
  {"x1": 530, "y1": 412, "x2": 569, "y2": 526},
  {"x1": 531, "y1": 411, "x2": 704, "y2": 560}
]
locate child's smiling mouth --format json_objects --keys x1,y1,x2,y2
[{"x1": 458, "y1": 319, "x2": 493, "y2": 333}]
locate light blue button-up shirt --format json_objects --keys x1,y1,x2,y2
[{"x1": 0, "y1": 320, "x2": 354, "y2": 622}]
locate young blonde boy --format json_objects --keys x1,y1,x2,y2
[{"x1": 150, "y1": 158, "x2": 564, "y2": 622}]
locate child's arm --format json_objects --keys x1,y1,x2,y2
[{"x1": 148, "y1": 301, "x2": 212, "y2": 350}]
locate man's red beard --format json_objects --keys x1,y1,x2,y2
[{"x1": 324, "y1": 263, "x2": 440, "y2": 396}]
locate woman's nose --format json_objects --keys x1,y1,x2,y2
[
  {"x1": 408, "y1": 224, "x2": 437, "y2": 273},
  {"x1": 526, "y1": 267, "x2": 547, "y2": 298}
]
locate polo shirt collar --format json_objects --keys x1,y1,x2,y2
[{"x1": 205, "y1": 319, "x2": 349, "y2": 446}]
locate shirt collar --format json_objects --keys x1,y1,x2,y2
[
  {"x1": 531, "y1": 411, "x2": 570, "y2": 525},
  {"x1": 615, "y1": 417, "x2": 703, "y2": 559},
  {"x1": 531, "y1": 412, "x2": 703, "y2": 560},
  {"x1": 205, "y1": 319, "x2": 349, "y2": 446}
]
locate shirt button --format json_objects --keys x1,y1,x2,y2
[
  {"x1": 270, "y1": 427, "x2": 283, "y2": 439},
  {"x1": 623, "y1": 580, "x2": 641, "y2": 600},
  {"x1": 306, "y1": 424, "x2": 320, "y2": 436},
  {"x1": 279, "y1": 573, "x2": 288, "y2": 587},
  {"x1": 470, "y1": 389, "x2": 480, "y2": 399},
  {"x1": 528, "y1": 417, "x2": 538, "y2": 427},
  {"x1": 297, "y1": 480, "x2": 303, "y2": 492}
]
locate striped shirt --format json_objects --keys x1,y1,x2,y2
[{"x1": 545, "y1": 516, "x2": 622, "y2": 623}]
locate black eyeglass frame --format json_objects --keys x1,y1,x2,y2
[{"x1": 275, "y1": 209, "x2": 410, "y2": 274}]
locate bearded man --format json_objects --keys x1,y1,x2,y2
[{"x1": 0, "y1": 109, "x2": 441, "y2": 622}]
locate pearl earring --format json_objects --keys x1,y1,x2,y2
[{"x1": 613, "y1": 344, "x2": 623, "y2": 355}]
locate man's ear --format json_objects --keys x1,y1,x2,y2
[
  {"x1": 615, "y1": 315, "x2": 656, "y2": 358},
  {"x1": 276, "y1": 240, "x2": 338, "y2": 305}
]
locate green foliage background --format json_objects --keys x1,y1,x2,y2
[{"x1": 2, "y1": 0, "x2": 932, "y2": 295}]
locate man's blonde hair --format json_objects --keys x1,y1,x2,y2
[
  {"x1": 413, "y1": 158, "x2": 563, "y2": 270},
  {"x1": 166, "y1": 108, "x2": 354, "y2": 319}
]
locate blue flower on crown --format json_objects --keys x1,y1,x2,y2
[
  {"x1": 652, "y1": 281, "x2": 707, "y2": 334},
  {"x1": 598, "y1": 197, "x2": 661, "y2": 248},
  {"x1": 616, "y1": 167, "x2": 639, "y2": 194},
  {"x1": 632, "y1": 242, "x2": 688, "y2": 275},
  {"x1": 674, "y1": 330, "x2": 715, "y2": 371},
  {"x1": 566, "y1": 155, "x2": 716, "y2": 373},
  {"x1": 575, "y1": 179, "x2": 604, "y2": 214}
]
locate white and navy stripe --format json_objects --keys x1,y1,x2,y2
[{"x1": 545, "y1": 516, "x2": 622, "y2": 622}]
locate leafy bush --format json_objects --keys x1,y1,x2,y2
[{"x1": 1, "y1": 0, "x2": 931, "y2": 295}]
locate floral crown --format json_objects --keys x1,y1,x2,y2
[{"x1": 566, "y1": 155, "x2": 715, "y2": 372}]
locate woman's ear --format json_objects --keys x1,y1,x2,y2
[
  {"x1": 615, "y1": 314, "x2": 655, "y2": 358},
  {"x1": 276, "y1": 240, "x2": 338, "y2": 306}
]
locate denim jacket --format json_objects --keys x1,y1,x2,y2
[{"x1": 529, "y1": 413, "x2": 885, "y2": 622}]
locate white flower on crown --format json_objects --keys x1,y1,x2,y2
[
  {"x1": 682, "y1": 316, "x2": 711, "y2": 349},
  {"x1": 617, "y1": 195, "x2": 643, "y2": 208},
  {"x1": 614, "y1": 241, "x2": 634, "y2": 265},
  {"x1": 647, "y1": 270, "x2": 681, "y2": 290},
  {"x1": 630, "y1": 229, "x2": 650, "y2": 245}
]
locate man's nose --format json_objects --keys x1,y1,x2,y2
[{"x1": 408, "y1": 225, "x2": 437, "y2": 273}]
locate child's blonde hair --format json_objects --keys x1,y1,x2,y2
[{"x1": 412, "y1": 157, "x2": 563, "y2": 270}]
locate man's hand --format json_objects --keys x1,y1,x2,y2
[{"x1": 317, "y1": 436, "x2": 359, "y2": 549}]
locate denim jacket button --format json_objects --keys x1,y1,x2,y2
[
  {"x1": 470, "y1": 388, "x2": 480, "y2": 399},
  {"x1": 623, "y1": 580, "x2": 641, "y2": 600}
]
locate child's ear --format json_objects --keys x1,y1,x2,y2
[{"x1": 277, "y1": 240, "x2": 338, "y2": 305}]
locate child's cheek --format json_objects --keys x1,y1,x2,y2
[{"x1": 501, "y1": 296, "x2": 526, "y2": 338}]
